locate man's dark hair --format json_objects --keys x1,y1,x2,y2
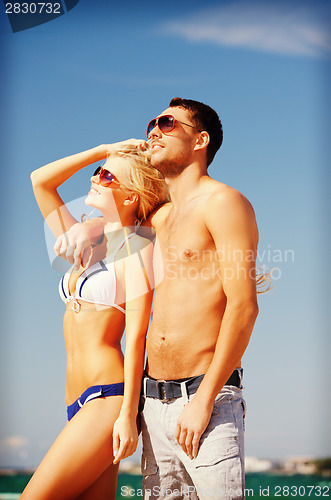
[{"x1": 169, "y1": 97, "x2": 223, "y2": 167}]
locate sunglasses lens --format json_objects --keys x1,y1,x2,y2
[
  {"x1": 147, "y1": 119, "x2": 157, "y2": 139},
  {"x1": 93, "y1": 166, "x2": 101, "y2": 176},
  {"x1": 159, "y1": 116, "x2": 174, "y2": 133},
  {"x1": 146, "y1": 116, "x2": 175, "y2": 138},
  {"x1": 99, "y1": 169, "x2": 115, "y2": 187}
]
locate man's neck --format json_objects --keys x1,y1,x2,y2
[{"x1": 165, "y1": 162, "x2": 209, "y2": 208}]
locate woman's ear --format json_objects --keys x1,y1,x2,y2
[
  {"x1": 194, "y1": 131, "x2": 210, "y2": 152},
  {"x1": 123, "y1": 192, "x2": 139, "y2": 206}
]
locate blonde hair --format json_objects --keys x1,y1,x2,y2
[
  {"x1": 256, "y1": 267, "x2": 272, "y2": 294},
  {"x1": 108, "y1": 145, "x2": 170, "y2": 221}
]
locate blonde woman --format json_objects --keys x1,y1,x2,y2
[{"x1": 21, "y1": 141, "x2": 169, "y2": 500}]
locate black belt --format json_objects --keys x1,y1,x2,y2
[{"x1": 142, "y1": 369, "x2": 242, "y2": 402}]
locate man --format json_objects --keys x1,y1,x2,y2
[{"x1": 56, "y1": 98, "x2": 259, "y2": 499}]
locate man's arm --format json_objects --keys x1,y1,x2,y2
[
  {"x1": 54, "y1": 198, "x2": 170, "y2": 269},
  {"x1": 54, "y1": 217, "x2": 106, "y2": 269},
  {"x1": 175, "y1": 189, "x2": 259, "y2": 459}
]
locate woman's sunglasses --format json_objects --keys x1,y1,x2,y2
[
  {"x1": 146, "y1": 114, "x2": 202, "y2": 139},
  {"x1": 92, "y1": 166, "x2": 126, "y2": 188}
]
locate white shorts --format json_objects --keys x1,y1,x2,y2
[{"x1": 140, "y1": 385, "x2": 246, "y2": 500}]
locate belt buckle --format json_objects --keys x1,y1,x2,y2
[{"x1": 157, "y1": 380, "x2": 171, "y2": 402}]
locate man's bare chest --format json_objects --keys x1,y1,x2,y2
[{"x1": 155, "y1": 209, "x2": 216, "y2": 268}]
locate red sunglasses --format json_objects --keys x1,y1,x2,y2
[
  {"x1": 146, "y1": 114, "x2": 202, "y2": 139},
  {"x1": 93, "y1": 166, "x2": 127, "y2": 188}
]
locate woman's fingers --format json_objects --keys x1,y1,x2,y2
[
  {"x1": 113, "y1": 437, "x2": 137, "y2": 464},
  {"x1": 112, "y1": 432, "x2": 120, "y2": 463}
]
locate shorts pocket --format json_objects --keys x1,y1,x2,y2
[
  {"x1": 141, "y1": 457, "x2": 159, "y2": 477},
  {"x1": 194, "y1": 436, "x2": 239, "y2": 468},
  {"x1": 213, "y1": 387, "x2": 242, "y2": 407}
]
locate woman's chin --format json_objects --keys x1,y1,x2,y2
[{"x1": 85, "y1": 195, "x2": 96, "y2": 208}]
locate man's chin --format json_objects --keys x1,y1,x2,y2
[
  {"x1": 151, "y1": 160, "x2": 184, "y2": 178},
  {"x1": 151, "y1": 157, "x2": 164, "y2": 173}
]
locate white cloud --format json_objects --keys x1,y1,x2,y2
[
  {"x1": 0, "y1": 436, "x2": 50, "y2": 468},
  {"x1": 161, "y1": 1, "x2": 331, "y2": 58},
  {"x1": 0, "y1": 436, "x2": 31, "y2": 468},
  {"x1": 0, "y1": 436, "x2": 29, "y2": 450}
]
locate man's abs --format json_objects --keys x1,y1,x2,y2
[{"x1": 146, "y1": 278, "x2": 226, "y2": 379}]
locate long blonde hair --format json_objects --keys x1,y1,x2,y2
[{"x1": 107, "y1": 145, "x2": 170, "y2": 221}]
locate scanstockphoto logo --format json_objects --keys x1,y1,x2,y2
[{"x1": 3, "y1": 0, "x2": 80, "y2": 33}]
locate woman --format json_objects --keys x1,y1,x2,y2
[{"x1": 21, "y1": 140, "x2": 169, "y2": 500}]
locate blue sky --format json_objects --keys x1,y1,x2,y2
[{"x1": 0, "y1": 0, "x2": 330, "y2": 468}]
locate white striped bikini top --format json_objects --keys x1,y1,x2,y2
[{"x1": 59, "y1": 233, "x2": 135, "y2": 313}]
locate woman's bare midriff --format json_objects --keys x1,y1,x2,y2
[{"x1": 63, "y1": 301, "x2": 125, "y2": 405}]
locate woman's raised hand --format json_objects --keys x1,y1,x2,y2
[{"x1": 105, "y1": 138, "x2": 149, "y2": 154}]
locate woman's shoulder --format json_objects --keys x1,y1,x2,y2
[
  {"x1": 128, "y1": 232, "x2": 154, "y2": 252},
  {"x1": 115, "y1": 231, "x2": 154, "y2": 260}
]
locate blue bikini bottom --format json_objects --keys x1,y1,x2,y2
[{"x1": 67, "y1": 383, "x2": 124, "y2": 421}]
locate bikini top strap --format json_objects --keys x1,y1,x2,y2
[{"x1": 109, "y1": 231, "x2": 136, "y2": 258}]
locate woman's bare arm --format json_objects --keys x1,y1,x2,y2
[
  {"x1": 112, "y1": 235, "x2": 154, "y2": 463},
  {"x1": 31, "y1": 145, "x2": 109, "y2": 237}
]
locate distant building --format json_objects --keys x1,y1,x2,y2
[
  {"x1": 245, "y1": 456, "x2": 273, "y2": 472},
  {"x1": 283, "y1": 456, "x2": 316, "y2": 475}
]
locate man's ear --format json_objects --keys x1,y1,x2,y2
[
  {"x1": 194, "y1": 131, "x2": 210, "y2": 152},
  {"x1": 123, "y1": 192, "x2": 139, "y2": 206}
]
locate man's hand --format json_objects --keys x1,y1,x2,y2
[
  {"x1": 175, "y1": 397, "x2": 213, "y2": 459},
  {"x1": 54, "y1": 222, "x2": 95, "y2": 270},
  {"x1": 112, "y1": 414, "x2": 139, "y2": 465}
]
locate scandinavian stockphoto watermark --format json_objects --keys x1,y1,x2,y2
[
  {"x1": 164, "y1": 244, "x2": 294, "y2": 283},
  {"x1": 43, "y1": 198, "x2": 294, "y2": 287},
  {"x1": 3, "y1": 0, "x2": 80, "y2": 32},
  {"x1": 42, "y1": 195, "x2": 294, "y2": 296}
]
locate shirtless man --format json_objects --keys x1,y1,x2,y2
[{"x1": 56, "y1": 98, "x2": 259, "y2": 499}]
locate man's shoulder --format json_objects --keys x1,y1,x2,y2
[
  {"x1": 202, "y1": 180, "x2": 257, "y2": 237},
  {"x1": 203, "y1": 180, "x2": 258, "y2": 241},
  {"x1": 203, "y1": 179, "x2": 253, "y2": 212}
]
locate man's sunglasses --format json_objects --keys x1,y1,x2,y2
[
  {"x1": 92, "y1": 166, "x2": 126, "y2": 188},
  {"x1": 146, "y1": 114, "x2": 202, "y2": 139}
]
